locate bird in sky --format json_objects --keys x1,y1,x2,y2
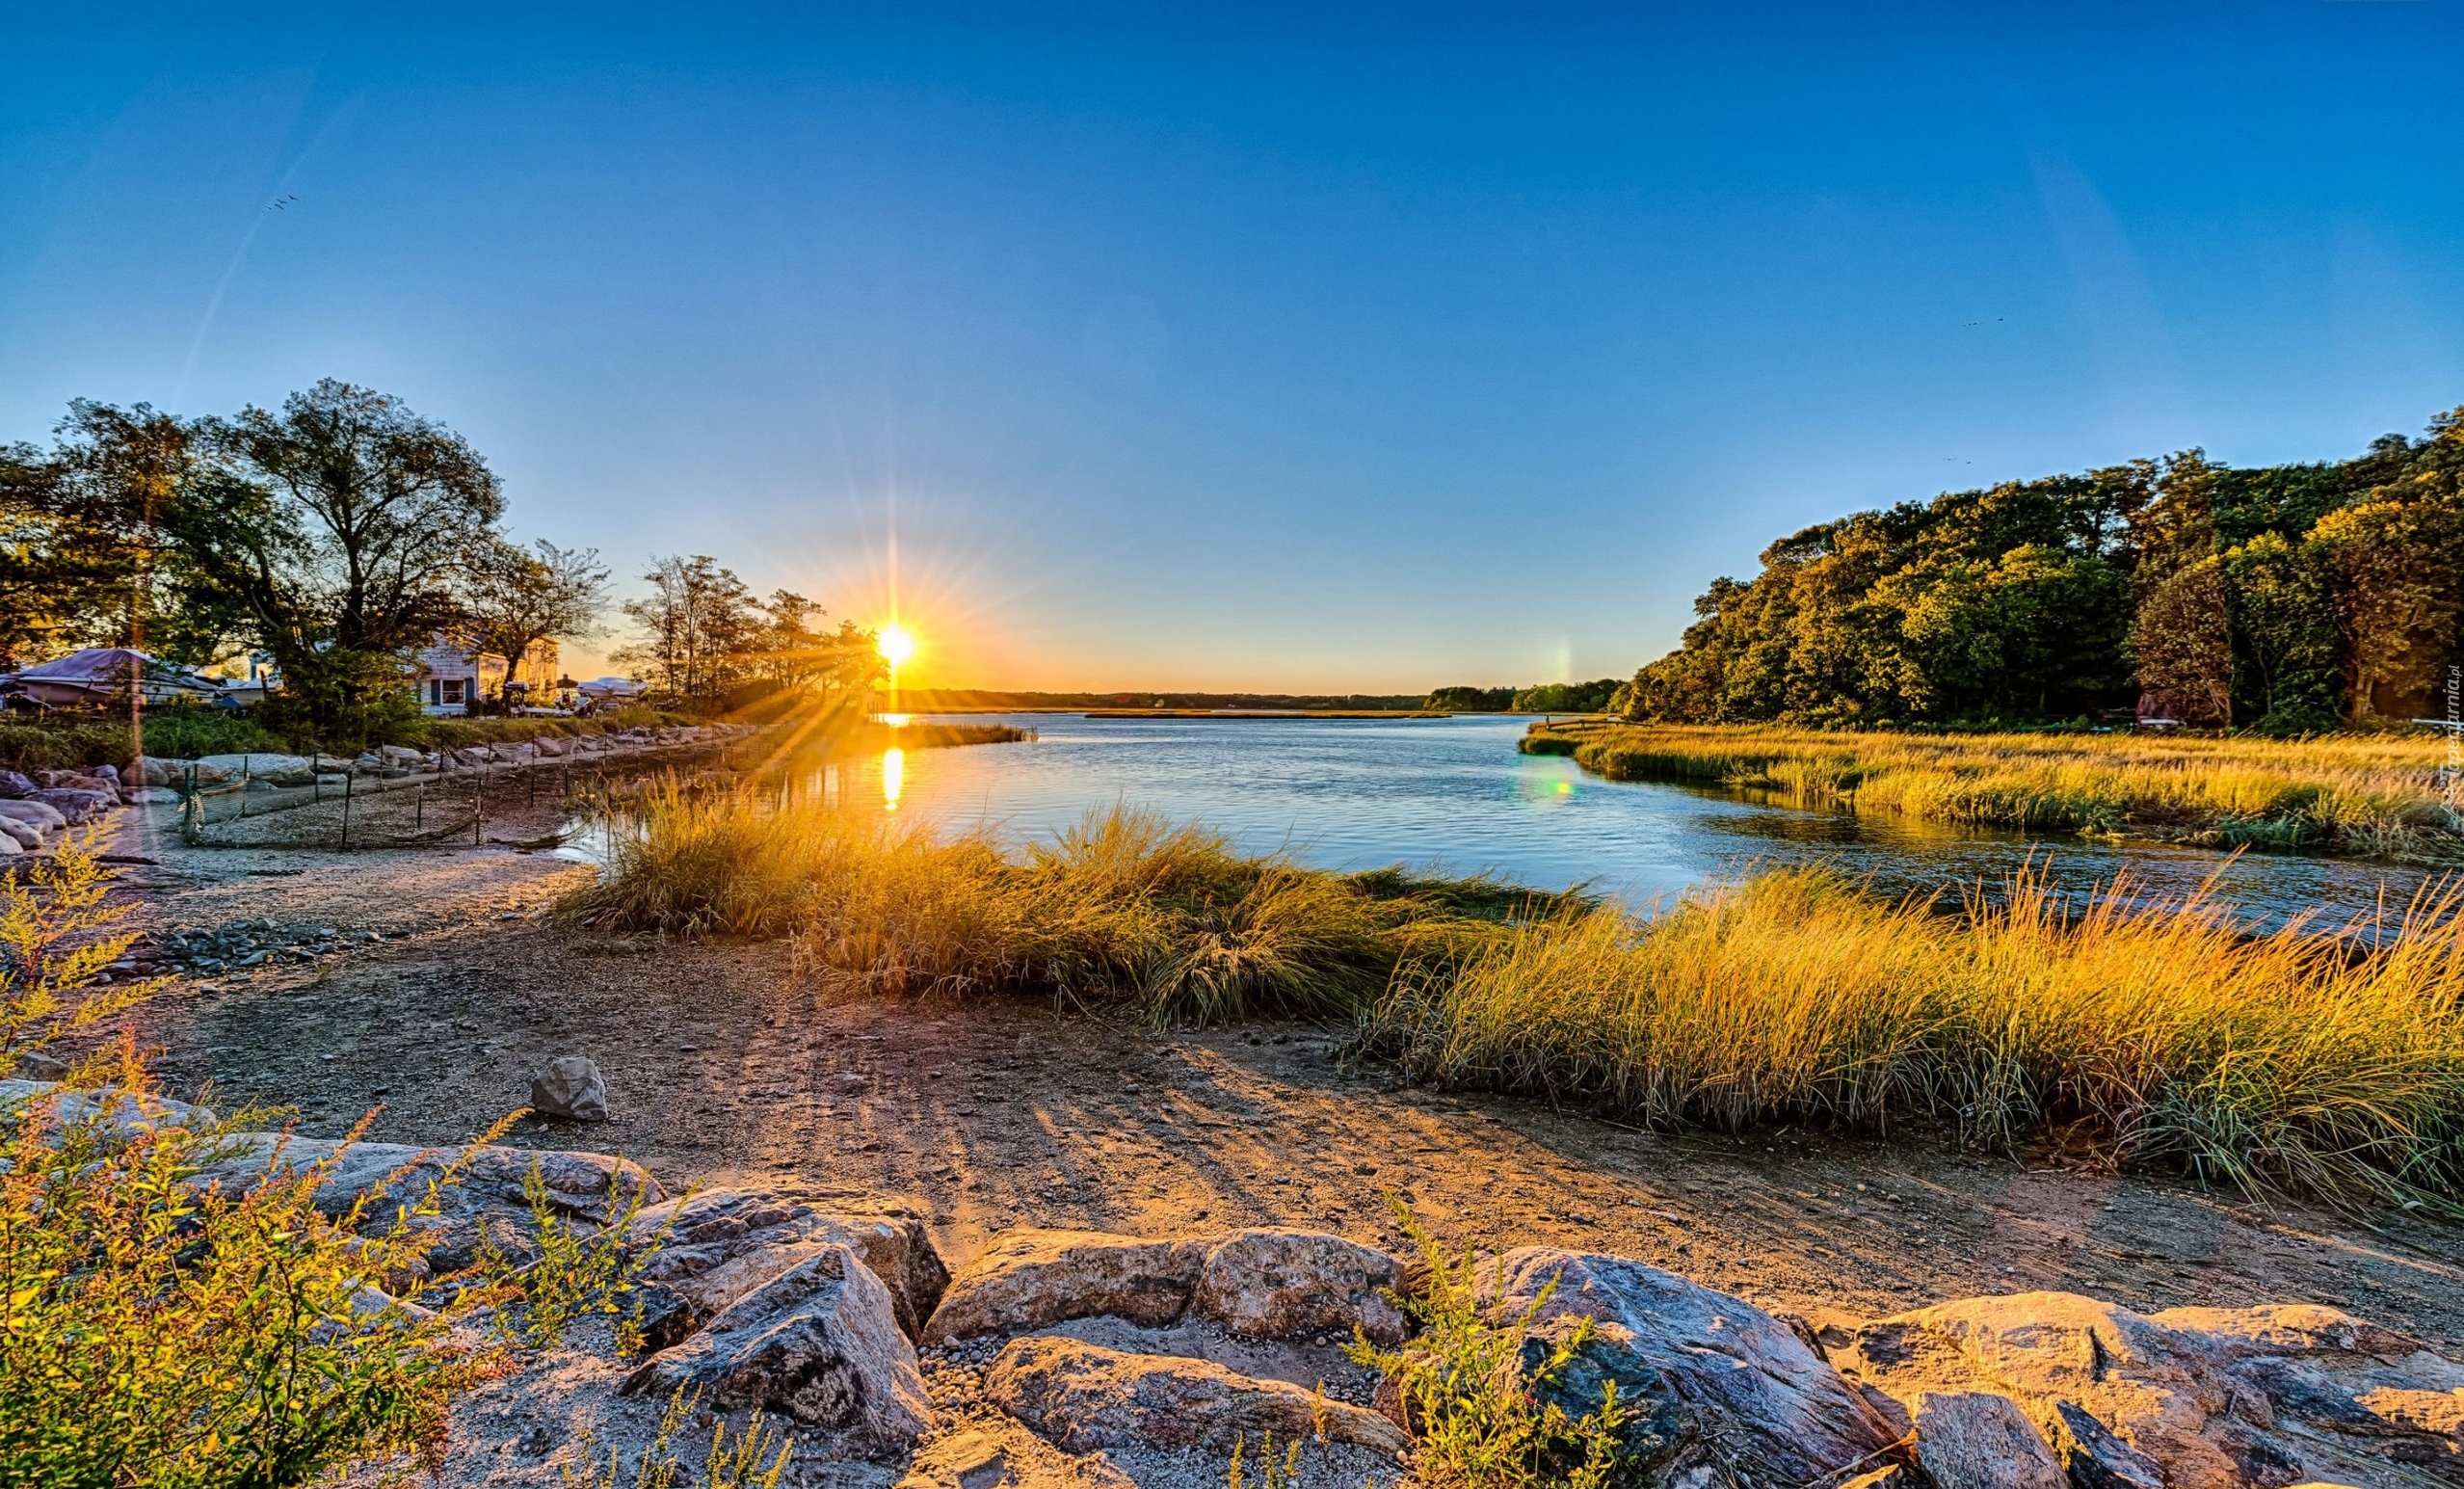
[{"x1": 265, "y1": 194, "x2": 298, "y2": 211}]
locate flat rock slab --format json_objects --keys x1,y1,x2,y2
[
  {"x1": 628, "y1": 1242, "x2": 933, "y2": 1445},
  {"x1": 1491, "y1": 1245, "x2": 1896, "y2": 1486},
  {"x1": 188, "y1": 1133, "x2": 662, "y2": 1271},
  {"x1": 1834, "y1": 1291, "x2": 2464, "y2": 1489},
  {"x1": 926, "y1": 1227, "x2": 1406, "y2": 1347},
  {"x1": 984, "y1": 1336, "x2": 1409, "y2": 1456},
  {"x1": 929, "y1": 1232, "x2": 1213, "y2": 1342}
]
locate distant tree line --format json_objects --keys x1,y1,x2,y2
[
  {"x1": 1424, "y1": 680, "x2": 1624, "y2": 713},
  {"x1": 1616, "y1": 407, "x2": 2464, "y2": 731}
]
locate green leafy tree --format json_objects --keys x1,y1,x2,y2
[
  {"x1": 170, "y1": 381, "x2": 506, "y2": 731},
  {"x1": 464, "y1": 538, "x2": 611, "y2": 703},
  {"x1": 1425, "y1": 685, "x2": 1516, "y2": 712},
  {"x1": 0, "y1": 403, "x2": 205, "y2": 668},
  {"x1": 2223, "y1": 533, "x2": 2340, "y2": 731},
  {"x1": 1618, "y1": 410, "x2": 2464, "y2": 731},
  {"x1": 613, "y1": 554, "x2": 758, "y2": 705}
]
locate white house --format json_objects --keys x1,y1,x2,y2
[{"x1": 413, "y1": 635, "x2": 564, "y2": 715}]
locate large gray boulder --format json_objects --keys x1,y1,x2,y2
[
  {"x1": 1833, "y1": 1291, "x2": 2464, "y2": 1489},
  {"x1": 29, "y1": 787, "x2": 113, "y2": 822},
  {"x1": 0, "y1": 799, "x2": 63, "y2": 841},
  {"x1": 626, "y1": 1186, "x2": 949, "y2": 1343},
  {"x1": 0, "y1": 769, "x2": 31, "y2": 797},
  {"x1": 1488, "y1": 1247, "x2": 1897, "y2": 1488},
  {"x1": 926, "y1": 1227, "x2": 1409, "y2": 1348},
  {"x1": 626, "y1": 1242, "x2": 933, "y2": 1444},
  {"x1": 983, "y1": 1336, "x2": 1408, "y2": 1455},
  {"x1": 1189, "y1": 1228, "x2": 1408, "y2": 1346},
  {"x1": 187, "y1": 1133, "x2": 662, "y2": 1274},
  {"x1": 927, "y1": 1232, "x2": 1210, "y2": 1342}
]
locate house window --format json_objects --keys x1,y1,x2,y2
[{"x1": 441, "y1": 679, "x2": 464, "y2": 705}]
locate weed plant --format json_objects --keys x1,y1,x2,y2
[
  {"x1": 562, "y1": 1387, "x2": 794, "y2": 1489},
  {"x1": 1346, "y1": 1207, "x2": 1629, "y2": 1489},
  {"x1": 484, "y1": 1158, "x2": 669, "y2": 1352},
  {"x1": 0, "y1": 836, "x2": 667, "y2": 1485},
  {"x1": 1523, "y1": 721, "x2": 2464, "y2": 862},
  {"x1": 0, "y1": 832, "x2": 512, "y2": 1487}
]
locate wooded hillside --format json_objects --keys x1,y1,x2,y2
[{"x1": 1621, "y1": 408, "x2": 2464, "y2": 730}]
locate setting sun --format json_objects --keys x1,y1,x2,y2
[{"x1": 878, "y1": 624, "x2": 916, "y2": 667}]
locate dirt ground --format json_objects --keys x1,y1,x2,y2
[{"x1": 73, "y1": 790, "x2": 2464, "y2": 1364}]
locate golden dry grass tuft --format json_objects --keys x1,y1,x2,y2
[
  {"x1": 1361, "y1": 864, "x2": 2464, "y2": 1210},
  {"x1": 562, "y1": 784, "x2": 1543, "y2": 1024}
]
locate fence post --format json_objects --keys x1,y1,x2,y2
[
  {"x1": 339, "y1": 768, "x2": 352, "y2": 850},
  {"x1": 474, "y1": 765, "x2": 485, "y2": 846},
  {"x1": 415, "y1": 780, "x2": 423, "y2": 831},
  {"x1": 239, "y1": 758, "x2": 249, "y2": 818}
]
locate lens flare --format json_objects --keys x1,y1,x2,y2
[{"x1": 878, "y1": 625, "x2": 916, "y2": 666}]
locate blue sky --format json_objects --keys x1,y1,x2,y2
[{"x1": 6, "y1": 3, "x2": 2461, "y2": 690}]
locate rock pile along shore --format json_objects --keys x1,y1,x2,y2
[
  {"x1": 0, "y1": 724, "x2": 746, "y2": 853},
  {"x1": 10, "y1": 1080, "x2": 2454, "y2": 1489}
]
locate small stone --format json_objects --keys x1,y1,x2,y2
[{"x1": 530, "y1": 1055, "x2": 610, "y2": 1121}]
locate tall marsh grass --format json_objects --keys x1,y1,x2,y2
[
  {"x1": 1362, "y1": 866, "x2": 2464, "y2": 1209},
  {"x1": 566, "y1": 782, "x2": 2464, "y2": 1208},
  {"x1": 1524, "y1": 721, "x2": 2464, "y2": 862},
  {"x1": 563, "y1": 784, "x2": 1533, "y2": 1024}
]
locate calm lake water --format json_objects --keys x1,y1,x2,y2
[{"x1": 751, "y1": 713, "x2": 2449, "y2": 931}]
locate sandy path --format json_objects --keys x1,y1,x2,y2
[{"x1": 100, "y1": 820, "x2": 2464, "y2": 1353}]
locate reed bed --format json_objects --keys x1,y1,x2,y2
[
  {"x1": 1361, "y1": 866, "x2": 2464, "y2": 1210},
  {"x1": 562, "y1": 783, "x2": 1540, "y2": 1024},
  {"x1": 566, "y1": 781, "x2": 2464, "y2": 1209},
  {"x1": 1524, "y1": 721, "x2": 2464, "y2": 861}
]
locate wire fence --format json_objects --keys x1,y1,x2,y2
[{"x1": 173, "y1": 741, "x2": 733, "y2": 852}]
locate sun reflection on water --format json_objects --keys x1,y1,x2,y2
[{"x1": 882, "y1": 748, "x2": 904, "y2": 811}]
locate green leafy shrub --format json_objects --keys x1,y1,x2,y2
[
  {"x1": 1346, "y1": 1205, "x2": 1629, "y2": 1489},
  {"x1": 139, "y1": 704, "x2": 281, "y2": 759},
  {"x1": 0, "y1": 837, "x2": 508, "y2": 1486},
  {"x1": 486, "y1": 1157, "x2": 668, "y2": 1351}
]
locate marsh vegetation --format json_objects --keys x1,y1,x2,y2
[
  {"x1": 569, "y1": 784, "x2": 2464, "y2": 1212},
  {"x1": 1523, "y1": 718, "x2": 2464, "y2": 862}
]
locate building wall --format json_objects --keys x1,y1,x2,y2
[{"x1": 412, "y1": 637, "x2": 567, "y2": 714}]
